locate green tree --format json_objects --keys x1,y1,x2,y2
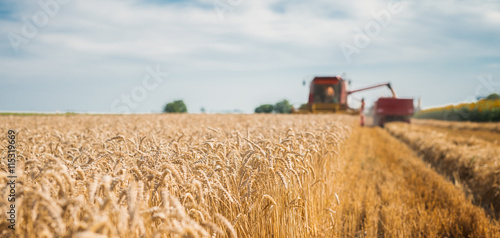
[
  {"x1": 274, "y1": 100, "x2": 293, "y2": 114},
  {"x1": 163, "y1": 100, "x2": 188, "y2": 113},
  {"x1": 486, "y1": 93, "x2": 500, "y2": 100},
  {"x1": 255, "y1": 104, "x2": 274, "y2": 113}
]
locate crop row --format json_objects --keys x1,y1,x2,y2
[
  {"x1": 412, "y1": 119, "x2": 500, "y2": 133},
  {"x1": 386, "y1": 123, "x2": 500, "y2": 218}
]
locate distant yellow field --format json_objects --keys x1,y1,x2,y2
[{"x1": 414, "y1": 99, "x2": 500, "y2": 122}]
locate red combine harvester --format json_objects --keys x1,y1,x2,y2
[
  {"x1": 298, "y1": 76, "x2": 397, "y2": 113},
  {"x1": 298, "y1": 76, "x2": 414, "y2": 126},
  {"x1": 373, "y1": 98, "x2": 414, "y2": 127}
]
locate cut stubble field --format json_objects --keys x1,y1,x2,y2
[
  {"x1": 0, "y1": 114, "x2": 498, "y2": 237},
  {"x1": 409, "y1": 124, "x2": 500, "y2": 146},
  {"x1": 339, "y1": 127, "x2": 498, "y2": 237},
  {"x1": 386, "y1": 122, "x2": 500, "y2": 220}
]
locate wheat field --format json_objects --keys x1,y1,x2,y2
[
  {"x1": 0, "y1": 114, "x2": 354, "y2": 237},
  {"x1": 0, "y1": 115, "x2": 499, "y2": 237}
]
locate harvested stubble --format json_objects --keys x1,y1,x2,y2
[
  {"x1": 0, "y1": 114, "x2": 354, "y2": 237},
  {"x1": 409, "y1": 123, "x2": 500, "y2": 146},
  {"x1": 413, "y1": 119, "x2": 500, "y2": 133},
  {"x1": 386, "y1": 122, "x2": 500, "y2": 218},
  {"x1": 335, "y1": 127, "x2": 499, "y2": 237}
]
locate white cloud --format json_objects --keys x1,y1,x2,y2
[{"x1": 1, "y1": 0, "x2": 499, "y2": 112}]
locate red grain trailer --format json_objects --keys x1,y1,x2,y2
[{"x1": 373, "y1": 98, "x2": 414, "y2": 127}]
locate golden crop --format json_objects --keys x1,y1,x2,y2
[{"x1": 0, "y1": 114, "x2": 353, "y2": 237}]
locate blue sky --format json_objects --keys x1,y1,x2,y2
[{"x1": 1, "y1": 0, "x2": 499, "y2": 113}]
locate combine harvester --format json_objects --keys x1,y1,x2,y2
[{"x1": 297, "y1": 76, "x2": 414, "y2": 127}]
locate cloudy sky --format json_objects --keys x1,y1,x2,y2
[{"x1": 1, "y1": 0, "x2": 499, "y2": 113}]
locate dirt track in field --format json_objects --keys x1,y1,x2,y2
[{"x1": 336, "y1": 126, "x2": 499, "y2": 237}]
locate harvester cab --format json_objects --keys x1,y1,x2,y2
[{"x1": 299, "y1": 76, "x2": 350, "y2": 113}]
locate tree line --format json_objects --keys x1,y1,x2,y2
[{"x1": 162, "y1": 99, "x2": 294, "y2": 114}]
